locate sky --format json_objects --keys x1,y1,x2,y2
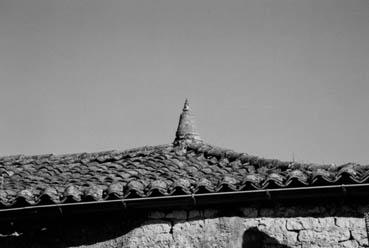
[{"x1": 0, "y1": 0, "x2": 369, "y2": 164}]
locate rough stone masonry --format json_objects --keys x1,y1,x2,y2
[
  {"x1": 2, "y1": 201, "x2": 367, "y2": 248},
  {"x1": 122, "y1": 203, "x2": 368, "y2": 248}
]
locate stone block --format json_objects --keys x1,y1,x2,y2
[
  {"x1": 240, "y1": 207, "x2": 258, "y2": 217},
  {"x1": 130, "y1": 220, "x2": 172, "y2": 236},
  {"x1": 148, "y1": 211, "x2": 166, "y2": 219},
  {"x1": 336, "y1": 217, "x2": 365, "y2": 230},
  {"x1": 339, "y1": 240, "x2": 359, "y2": 248},
  {"x1": 352, "y1": 229, "x2": 368, "y2": 246},
  {"x1": 286, "y1": 218, "x2": 304, "y2": 230},
  {"x1": 259, "y1": 208, "x2": 274, "y2": 217},
  {"x1": 298, "y1": 228, "x2": 350, "y2": 244},
  {"x1": 203, "y1": 209, "x2": 219, "y2": 218},
  {"x1": 166, "y1": 210, "x2": 187, "y2": 220},
  {"x1": 188, "y1": 210, "x2": 201, "y2": 219}
]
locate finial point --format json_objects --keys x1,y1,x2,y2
[{"x1": 183, "y1": 98, "x2": 190, "y2": 111}]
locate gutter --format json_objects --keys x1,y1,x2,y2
[{"x1": 0, "y1": 183, "x2": 368, "y2": 219}]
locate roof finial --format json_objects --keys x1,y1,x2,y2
[
  {"x1": 174, "y1": 99, "x2": 202, "y2": 145},
  {"x1": 183, "y1": 98, "x2": 190, "y2": 111}
]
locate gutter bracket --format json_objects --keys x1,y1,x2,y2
[
  {"x1": 121, "y1": 200, "x2": 127, "y2": 209},
  {"x1": 191, "y1": 194, "x2": 197, "y2": 206},
  {"x1": 341, "y1": 184, "x2": 347, "y2": 197},
  {"x1": 57, "y1": 205, "x2": 63, "y2": 217},
  {"x1": 265, "y1": 190, "x2": 271, "y2": 200}
]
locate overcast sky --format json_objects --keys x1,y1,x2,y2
[{"x1": 1, "y1": 0, "x2": 369, "y2": 164}]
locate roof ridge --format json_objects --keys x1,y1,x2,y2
[
  {"x1": 184, "y1": 142, "x2": 335, "y2": 168},
  {"x1": 0, "y1": 144, "x2": 173, "y2": 162}
]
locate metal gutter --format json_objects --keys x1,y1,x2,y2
[{"x1": 1, "y1": 183, "x2": 369, "y2": 216}]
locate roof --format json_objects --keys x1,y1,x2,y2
[{"x1": 0, "y1": 100, "x2": 368, "y2": 209}]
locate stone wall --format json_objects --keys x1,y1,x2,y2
[
  {"x1": 1, "y1": 202, "x2": 368, "y2": 248},
  {"x1": 123, "y1": 204, "x2": 369, "y2": 248}
]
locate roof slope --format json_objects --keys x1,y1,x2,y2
[
  {"x1": 0, "y1": 100, "x2": 368, "y2": 209},
  {"x1": 0, "y1": 142, "x2": 368, "y2": 208}
]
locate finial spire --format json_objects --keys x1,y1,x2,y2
[
  {"x1": 183, "y1": 98, "x2": 190, "y2": 111},
  {"x1": 174, "y1": 99, "x2": 201, "y2": 144}
]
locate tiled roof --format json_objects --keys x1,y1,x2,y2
[
  {"x1": 0, "y1": 142, "x2": 368, "y2": 208},
  {"x1": 0, "y1": 100, "x2": 368, "y2": 208}
]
